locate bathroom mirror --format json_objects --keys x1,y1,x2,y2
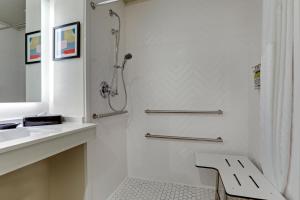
[{"x1": 0, "y1": 0, "x2": 41, "y2": 102}]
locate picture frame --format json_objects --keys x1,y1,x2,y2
[
  {"x1": 25, "y1": 31, "x2": 41, "y2": 64},
  {"x1": 53, "y1": 22, "x2": 80, "y2": 61}
]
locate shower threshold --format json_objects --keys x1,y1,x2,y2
[{"x1": 108, "y1": 177, "x2": 215, "y2": 200}]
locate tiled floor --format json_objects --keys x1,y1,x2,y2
[{"x1": 108, "y1": 178, "x2": 215, "y2": 200}]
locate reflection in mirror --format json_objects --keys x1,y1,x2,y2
[{"x1": 0, "y1": 0, "x2": 41, "y2": 103}]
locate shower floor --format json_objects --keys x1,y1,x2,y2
[{"x1": 108, "y1": 178, "x2": 215, "y2": 200}]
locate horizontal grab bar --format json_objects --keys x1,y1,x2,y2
[
  {"x1": 145, "y1": 109, "x2": 223, "y2": 114},
  {"x1": 145, "y1": 133, "x2": 223, "y2": 143},
  {"x1": 92, "y1": 110, "x2": 128, "y2": 119}
]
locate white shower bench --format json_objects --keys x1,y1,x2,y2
[{"x1": 195, "y1": 153, "x2": 286, "y2": 200}]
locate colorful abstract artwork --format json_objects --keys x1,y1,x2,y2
[
  {"x1": 25, "y1": 31, "x2": 41, "y2": 64},
  {"x1": 54, "y1": 22, "x2": 80, "y2": 60}
]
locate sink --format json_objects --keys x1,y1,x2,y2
[{"x1": 0, "y1": 127, "x2": 54, "y2": 143}]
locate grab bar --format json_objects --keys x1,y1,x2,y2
[
  {"x1": 145, "y1": 109, "x2": 223, "y2": 115},
  {"x1": 145, "y1": 133, "x2": 223, "y2": 143},
  {"x1": 92, "y1": 110, "x2": 128, "y2": 119}
]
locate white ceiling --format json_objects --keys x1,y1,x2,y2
[{"x1": 0, "y1": 0, "x2": 25, "y2": 28}]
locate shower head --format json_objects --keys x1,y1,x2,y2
[
  {"x1": 124, "y1": 53, "x2": 133, "y2": 60},
  {"x1": 122, "y1": 53, "x2": 133, "y2": 69}
]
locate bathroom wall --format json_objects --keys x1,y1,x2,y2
[
  {"x1": 248, "y1": 76, "x2": 261, "y2": 166},
  {"x1": 247, "y1": 2, "x2": 262, "y2": 169},
  {"x1": 47, "y1": 0, "x2": 86, "y2": 118},
  {"x1": 0, "y1": 103, "x2": 47, "y2": 121},
  {"x1": 86, "y1": 1, "x2": 128, "y2": 199},
  {"x1": 125, "y1": 0, "x2": 262, "y2": 187}
]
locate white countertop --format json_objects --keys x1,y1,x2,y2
[{"x1": 0, "y1": 123, "x2": 96, "y2": 155}]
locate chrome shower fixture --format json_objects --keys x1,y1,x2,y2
[
  {"x1": 99, "y1": 53, "x2": 133, "y2": 99},
  {"x1": 109, "y1": 9, "x2": 121, "y2": 38},
  {"x1": 99, "y1": 81, "x2": 111, "y2": 98},
  {"x1": 93, "y1": 7, "x2": 132, "y2": 112},
  {"x1": 90, "y1": 0, "x2": 120, "y2": 9},
  {"x1": 109, "y1": 9, "x2": 118, "y2": 17},
  {"x1": 122, "y1": 53, "x2": 133, "y2": 69}
]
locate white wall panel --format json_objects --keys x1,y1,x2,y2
[
  {"x1": 48, "y1": 0, "x2": 85, "y2": 118},
  {"x1": 87, "y1": 1, "x2": 128, "y2": 200},
  {"x1": 125, "y1": 0, "x2": 262, "y2": 187}
]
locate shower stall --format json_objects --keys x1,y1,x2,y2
[
  {"x1": 86, "y1": 0, "x2": 263, "y2": 200},
  {"x1": 87, "y1": 1, "x2": 130, "y2": 199},
  {"x1": 90, "y1": 0, "x2": 132, "y2": 119}
]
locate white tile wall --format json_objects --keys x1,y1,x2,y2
[
  {"x1": 125, "y1": 0, "x2": 262, "y2": 187},
  {"x1": 87, "y1": 0, "x2": 262, "y2": 198},
  {"x1": 87, "y1": 1, "x2": 128, "y2": 200}
]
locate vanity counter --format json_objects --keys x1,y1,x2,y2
[
  {"x1": 0, "y1": 123, "x2": 96, "y2": 154},
  {"x1": 0, "y1": 122, "x2": 96, "y2": 176}
]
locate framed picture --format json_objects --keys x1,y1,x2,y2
[
  {"x1": 25, "y1": 31, "x2": 41, "y2": 64},
  {"x1": 53, "y1": 22, "x2": 80, "y2": 61}
]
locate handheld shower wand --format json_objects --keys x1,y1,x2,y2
[{"x1": 122, "y1": 53, "x2": 133, "y2": 69}]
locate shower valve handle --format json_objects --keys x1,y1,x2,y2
[{"x1": 99, "y1": 81, "x2": 111, "y2": 98}]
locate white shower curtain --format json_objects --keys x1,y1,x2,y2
[
  {"x1": 260, "y1": 0, "x2": 294, "y2": 194},
  {"x1": 285, "y1": 1, "x2": 300, "y2": 199}
]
